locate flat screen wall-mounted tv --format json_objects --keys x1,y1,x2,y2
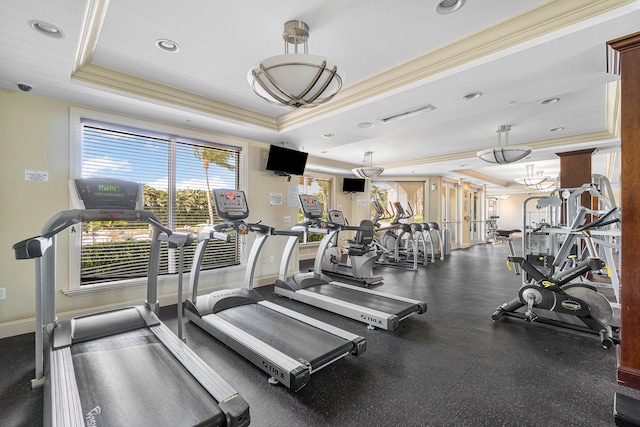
[
  {"x1": 265, "y1": 145, "x2": 308, "y2": 177},
  {"x1": 342, "y1": 177, "x2": 366, "y2": 193}
]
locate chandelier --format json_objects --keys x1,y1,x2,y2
[
  {"x1": 248, "y1": 20, "x2": 344, "y2": 108},
  {"x1": 515, "y1": 164, "x2": 554, "y2": 189},
  {"x1": 353, "y1": 152, "x2": 384, "y2": 179},
  {"x1": 531, "y1": 176, "x2": 558, "y2": 191},
  {"x1": 477, "y1": 125, "x2": 532, "y2": 165}
]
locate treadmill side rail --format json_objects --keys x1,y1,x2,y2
[
  {"x1": 259, "y1": 300, "x2": 367, "y2": 355},
  {"x1": 151, "y1": 322, "x2": 250, "y2": 424},
  {"x1": 189, "y1": 310, "x2": 311, "y2": 391},
  {"x1": 50, "y1": 347, "x2": 84, "y2": 426},
  {"x1": 327, "y1": 280, "x2": 428, "y2": 314},
  {"x1": 274, "y1": 286, "x2": 400, "y2": 331}
]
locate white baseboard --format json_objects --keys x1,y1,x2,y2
[{"x1": 0, "y1": 274, "x2": 280, "y2": 339}]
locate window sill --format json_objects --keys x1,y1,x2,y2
[
  {"x1": 63, "y1": 278, "x2": 147, "y2": 296},
  {"x1": 299, "y1": 242, "x2": 320, "y2": 248},
  {"x1": 63, "y1": 264, "x2": 245, "y2": 297}
]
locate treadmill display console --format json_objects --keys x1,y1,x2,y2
[
  {"x1": 71, "y1": 178, "x2": 143, "y2": 210},
  {"x1": 213, "y1": 189, "x2": 249, "y2": 220},
  {"x1": 299, "y1": 194, "x2": 323, "y2": 219}
]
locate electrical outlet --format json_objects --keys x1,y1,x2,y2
[
  {"x1": 269, "y1": 255, "x2": 275, "y2": 263},
  {"x1": 0, "y1": 288, "x2": 6, "y2": 300},
  {"x1": 284, "y1": 216, "x2": 291, "y2": 223}
]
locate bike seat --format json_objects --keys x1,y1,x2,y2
[{"x1": 496, "y1": 229, "x2": 521, "y2": 238}]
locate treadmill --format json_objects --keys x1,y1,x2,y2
[
  {"x1": 184, "y1": 189, "x2": 366, "y2": 391},
  {"x1": 13, "y1": 178, "x2": 249, "y2": 427},
  {"x1": 273, "y1": 194, "x2": 427, "y2": 331}
]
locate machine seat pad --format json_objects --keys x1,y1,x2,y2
[{"x1": 496, "y1": 229, "x2": 521, "y2": 238}]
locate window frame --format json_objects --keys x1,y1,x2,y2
[
  {"x1": 370, "y1": 180, "x2": 426, "y2": 227},
  {"x1": 67, "y1": 107, "x2": 248, "y2": 295},
  {"x1": 297, "y1": 171, "x2": 335, "y2": 246}
]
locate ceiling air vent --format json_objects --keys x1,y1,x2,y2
[{"x1": 378, "y1": 104, "x2": 436, "y2": 123}]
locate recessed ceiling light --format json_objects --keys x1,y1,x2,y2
[
  {"x1": 550, "y1": 127, "x2": 564, "y2": 132},
  {"x1": 357, "y1": 122, "x2": 375, "y2": 129},
  {"x1": 461, "y1": 92, "x2": 482, "y2": 101},
  {"x1": 540, "y1": 97, "x2": 560, "y2": 105},
  {"x1": 322, "y1": 133, "x2": 335, "y2": 138},
  {"x1": 435, "y1": 0, "x2": 465, "y2": 14},
  {"x1": 156, "y1": 39, "x2": 180, "y2": 53},
  {"x1": 29, "y1": 20, "x2": 64, "y2": 39}
]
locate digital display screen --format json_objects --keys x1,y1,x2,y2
[
  {"x1": 72, "y1": 178, "x2": 143, "y2": 210},
  {"x1": 212, "y1": 189, "x2": 249, "y2": 220},
  {"x1": 299, "y1": 194, "x2": 324, "y2": 219}
]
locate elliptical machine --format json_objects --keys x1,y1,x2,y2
[
  {"x1": 491, "y1": 208, "x2": 620, "y2": 348},
  {"x1": 371, "y1": 200, "x2": 421, "y2": 270},
  {"x1": 320, "y1": 210, "x2": 383, "y2": 285}
]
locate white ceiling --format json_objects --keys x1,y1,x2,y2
[{"x1": 2, "y1": 0, "x2": 639, "y2": 193}]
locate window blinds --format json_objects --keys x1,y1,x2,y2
[{"x1": 80, "y1": 119, "x2": 242, "y2": 285}]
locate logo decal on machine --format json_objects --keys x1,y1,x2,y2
[
  {"x1": 561, "y1": 300, "x2": 582, "y2": 311},
  {"x1": 262, "y1": 360, "x2": 286, "y2": 380},
  {"x1": 361, "y1": 314, "x2": 383, "y2": 325},
  {"x1": 85, "y1": 406, "x2": 102, "y2": 426}
]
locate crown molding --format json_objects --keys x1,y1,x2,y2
[
  {"x1": 70, "y1": 0, "x2": 633, "y2": 133},
  {"x1": 73, "y1": 63, "x2": 278, "y2": 130},
  {"x1": 277, "y1": 0, "x2": 636, "y2": 129},
  {"x1": 452, "y1": 170, "x2": 511, "y2": 187},
  {"x1": 376, "y1": 128, "x2": 617, "y2": 171}
]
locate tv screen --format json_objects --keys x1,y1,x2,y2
[
  {"x1": 265, "y1": 145, "x2": 308, "y2": 176},
  {"x1": 343, "y1": 177, "x2": 366, "y2": 193}
]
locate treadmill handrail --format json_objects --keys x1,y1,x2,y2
[
  {"x1": 273, "y1": 229, "x2": 304, "y2": 237},
  {"x1": 41, "y1": 208, "x2": 170, "y2": 238}
]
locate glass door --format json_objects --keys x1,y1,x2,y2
[
  {"x1": 441, "y1": 180, "x2": 460, "y2": 250},
  {"x1": 469, "y1": 186, "x2": 484, "y2": 244}
]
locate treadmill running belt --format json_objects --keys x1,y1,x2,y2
[
  {"x1": 305, "y1": 283, "x2": 418, "y2": 319},
  {"x1": 215, "y1": 303, "x2": 353, "y2": 368},
  {"x1": 71, "y1": 328, "x2": 225, "y2": 426}
]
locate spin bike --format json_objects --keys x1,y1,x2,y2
[{"x1": 491, "y1": 208, "x2": 620, "y2": 348}]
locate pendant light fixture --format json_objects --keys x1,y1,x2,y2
[
  {"x1": 515, "y1": 164, "x2": 549, "y2": 187},
  {"x1": 352, "y1": 151, "x2": 384, "y2": 179},
  {"x1": 477, "y1": 125, "x2": 532, "y2": 165},
  {"x1": 248, "y1": 20, "x2": 344, "y2": 108}
]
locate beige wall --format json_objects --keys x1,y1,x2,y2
[
  {"x1": 0, "y1": 88, "x2": 559, "y2": 338},
  {"x1": 0, "y1": 89, "x2": 358, "y2": 338},
  {"x1": 1, "y1": 90, "x2": 79, "y2": 329}
]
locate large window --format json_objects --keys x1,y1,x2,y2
[
  {"x1": 371, "y1": 181, "x2": 425, "y2": 226},
  {"x1": 76, "y1": 118, "x2": 243, "y2": 286},
  {"x1": 298, "y1": 175, "x2": 332, "y2": 243}
]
